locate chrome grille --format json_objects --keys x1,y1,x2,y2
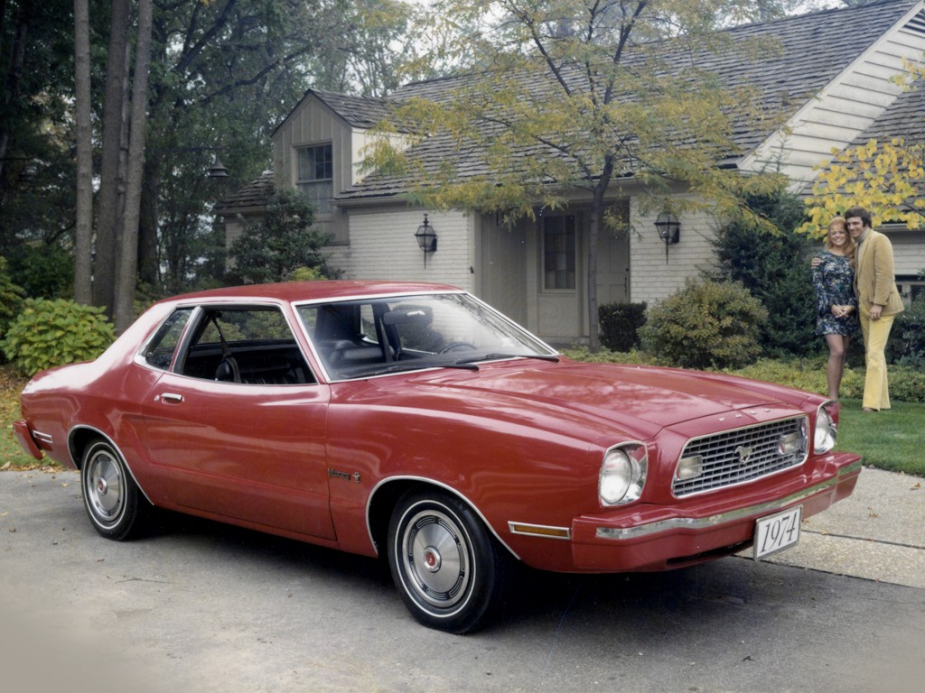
[{"x1": 672, "y1": 416, "x2": 808, "y2": 497}]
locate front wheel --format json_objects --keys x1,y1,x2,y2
[
  {"x1": 387, "y1": 490, "x2": 509, "y2": 634},
  {"x1": 81, "y1": 439, "x2": 148, "y2": 541}
]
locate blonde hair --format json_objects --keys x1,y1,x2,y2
[{"x1": 825, "y1": 216, "x2": 856, "y2": 266}]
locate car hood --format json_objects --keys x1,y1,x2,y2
[{"x1": 427, "y1": 360, "x2": 805, "y2": 436}]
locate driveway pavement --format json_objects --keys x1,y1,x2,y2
[
  {"x1": 757, "y1": 466, "x2": 925, "y2": 589},
  {"x1": 0, "y1": 465, "x2": 922, "y2": 693}
]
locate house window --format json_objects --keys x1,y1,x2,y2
[
  {"x1": 297, "y1": 144, "x2": 333, "y2": 214},
  {"x1": 543, "y1": 215, "x2": 577, "y2": 290}
]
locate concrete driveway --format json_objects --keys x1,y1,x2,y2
[{"x1": 1, "y1": 468, "x2": 923, "y2": 693}]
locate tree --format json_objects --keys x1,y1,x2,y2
[
  {"x1": 92, "y1": 0, "x2": 131, "y2": 314},
  {"x1": 800, "y1": 137, "x2": 925, "y2": 236},
  {"x1": 73, "y1": 0, "x2": 92, "y2": 305},
  {"x1": 2, "y1": 1, "x2": 419, "y2": 311},
  {"x1": 113, "y1": 0, "x2": 152, "y2": 333},
  {"x1": 365, "y1": 0, "x2": 793, "y2": 350},
  {"x1": 228, "y1": 188, "x2": 334, "y2": 284}
]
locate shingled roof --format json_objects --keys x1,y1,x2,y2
[
  {"x1": 274, "y1": 90, "x2": 401, "y2": 135},
  {"x1": 335, "y1": 0, "x2": 920, "y2": 201},
  {"x1": 212, "y1": 172, "x2": 275, "y2": 215}
]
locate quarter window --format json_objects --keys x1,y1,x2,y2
[
  {"x1": 298, "y1": 144, "x2": 333, "y2": 214},
  {"x1": 143, "y1": 308, "x2": 194, "y2": 370}
]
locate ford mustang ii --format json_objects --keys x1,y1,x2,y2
[{"x1": 13, "y1": 281, "x2": 861, "y2": 633}]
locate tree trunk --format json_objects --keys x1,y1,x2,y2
[
  {"x1": 93, "y1": 0, "x2": 131, "y2": 314},
  {"x1": 586, "y1": 162, "x2": 615, "y2": 353},
  {"x1": 73, "y1": 0, "x2": 93, "y2": 304},
  {"x1": 114, "y1": 0, "x2": 153, "y2": 334},
  {"x1": 138, "y1": 160, "x2": 160, "y2": 287}
]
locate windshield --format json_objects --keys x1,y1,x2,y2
[{"x1": 296, "y1": 292, "x2": 557, "y2": 380}]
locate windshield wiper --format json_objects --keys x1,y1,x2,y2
[
  {"x1": 340, "y1": 361, "x2": 480, "y2": 379},
  {"x1": 455, "y1": 353, "x2": 560, "y2": 365}
]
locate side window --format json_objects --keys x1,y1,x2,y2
[
  {"x1": 181, "y1": 307, "x2": 315, "y2": 385},
  {"x1": 143, "y1": 308, "x2": 194, "y2": 370},
  {"x1": 297, "y1": 144, "x2": 333, "y2": 214}
]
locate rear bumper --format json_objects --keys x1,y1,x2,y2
[
  {"x1": 12, "y1": 419, "x2": 45, "y2": 461},
  {"x1": 570, "y1": 453, "x2": 862, "y2": 572}
]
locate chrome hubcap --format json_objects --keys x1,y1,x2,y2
[
  {"x1": 402, "y1": 508, "x2": 470, "y2": 609},
  {"x1": 87, "y1": 452, "x2": 125, "y2": 522}
]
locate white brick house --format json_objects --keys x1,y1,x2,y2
[{"x1": 216, "y1": 0, "x2": 925, "y2": 344}]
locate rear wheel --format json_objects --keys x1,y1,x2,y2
[
  {"x1": 80, "y1": 439, "x2": 147, "y2": 541},
  {"x1": 387, "y1": 490, "x2": 509, "y2": 634}
]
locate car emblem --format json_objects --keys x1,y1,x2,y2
[{"x1": 735, "y1": 445, "x2": 754, "y2": 464}]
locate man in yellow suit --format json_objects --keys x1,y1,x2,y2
[{"x1": 844, "y1": 206, "x2": 905, "y2": 411}]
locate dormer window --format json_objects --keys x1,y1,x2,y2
[{"x1": 297, "y1": 144, "x2": 333, "y2": 214}]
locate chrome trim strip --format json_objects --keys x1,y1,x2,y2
[
  {"x1": 596, "y1": 460, "x2": 862, "y2": 541},
  {"x1": 671, "y1": 415, "x2": 810, "y2": 499},
  {"x1": 508, "y1": 521, "x2": 571, "y2": 540},
  {"x1": 67, "y1": 425, "x2": 154, "y2": 506},
  {"x1": 366, "y1": 475, "x2": 521, "y2": 560},
  {"x1": 33, "y1": 431, "x2": 54, "y2": 445}
]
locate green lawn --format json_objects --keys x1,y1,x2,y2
[
  {"x1": 1, "y1": 365, "x2": 922, "y2": 477},
  {"x1": 835, "y1": 400, "x2": 925, "y2": 477}
]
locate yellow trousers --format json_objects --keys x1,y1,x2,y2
[{"x1": 859, "y1": 312, "x2": 895, "y2": 410}]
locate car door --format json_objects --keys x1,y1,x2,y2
[{"x1": 139, "y1": 304, "x2": 335, "y2": 540}]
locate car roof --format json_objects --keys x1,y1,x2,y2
[{"x1": 156, "y1": 280, "x2": 464, "y2": 306}]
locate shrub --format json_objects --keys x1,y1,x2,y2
[
  {"x1": 885, "y1": 364, "x2": 925, "y2": 403},
  {"x1": 598, "y1": 302, "x2": 647, "y2": 352},
  {"x1": 640, "y1": 279, "x2": 767, "y2": 370},
  {"x1": 6, "y1": 243, "x2": 74, "y2": 299},
  {"x1": 1, "y1": 298, "x2": 115, "y2": 377},
  {"x1": 886, "y1": 297, "x2": 925, "y2": 369},
  {"x1": 563, "y1": 347, "x2": 658, "y2": 366}
]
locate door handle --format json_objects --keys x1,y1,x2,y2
[{"x1": 160, "y1": 393, "x2": 184, "y2": 404}]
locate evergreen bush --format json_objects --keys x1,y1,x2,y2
[
  {"x1": 598, "y1": 302, "x2": 647, "y2": 352},
  {"x1": 0, "y1": 298, "x2": 115, "y2": 377},
  {"x1": 0, "y1": 257, "x2": 25, "y2": 350},
  {"x1": 640, "y1": 279, "x2": 767, "y2": 370},
  {"x1": 710, "y1": 187, "x2": 819, "y2": 358},
  {"x1": 228, "y1": 188, "x2": 335, "y2": 284}
]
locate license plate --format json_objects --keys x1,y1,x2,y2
[{"x1": 753, "y1": 505, "x2": 802, "y2": 559}]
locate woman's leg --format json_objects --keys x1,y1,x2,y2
[{"x1": 825, "y1": 333, "x2": 847, "y2": 399}]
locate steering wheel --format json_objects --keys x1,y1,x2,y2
[{"x1": 438, "y1": 342, "x2": 477, "y2": 354}]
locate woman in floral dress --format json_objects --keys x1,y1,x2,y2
[{"x1": 812, "y1": 216, "x2": 859, "y2": 399}]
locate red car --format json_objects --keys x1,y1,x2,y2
[{"x1": 14, "y1": 281, "x2": 861, "y2": 633}]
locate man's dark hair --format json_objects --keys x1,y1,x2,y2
[{"x1": 844, "y1": 205, "x2": 872, "y2": 229}]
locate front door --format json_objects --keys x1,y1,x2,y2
[{"x1": 537, "y1": 214, "x2": 581, "y2": 339}]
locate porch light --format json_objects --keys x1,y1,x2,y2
[
  {"x1": 415, "y1": 214, "x2": 438, "y2": 266},
  {"x1": 208, "y1": 155, "x2": 229, "y2": 178},
  {"x1": 654, "y1": 212, "x2": 680, "y2": 264}
]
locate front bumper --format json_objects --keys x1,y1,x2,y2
[
  {"x1": 12, "y1": 419, "x2": 44, "y2": 461},
  {"x1": 570, "y1": 452, "x2": 862, "y2": 572}
]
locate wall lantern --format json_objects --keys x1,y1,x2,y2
[
  {"x1": 208, "y1": 155, "x2": 229, "y2": 178},
  {"x1": 654, "y1": 212, "x2": 680, "y2": 263},
  {"x1": 415, "y1": 213, "x2": 438, "y2": 266}
]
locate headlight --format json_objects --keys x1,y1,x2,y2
[
  {"x1": 599, "y1": 444, "x2": 647, "y2": 506},
  {"x1": 814, "y1": 401, "x2": 838, "y2": 454}
]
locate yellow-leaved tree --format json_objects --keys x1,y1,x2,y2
[{"x1": 800, "y1": 137, "x2": 925, "y2": 237}]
